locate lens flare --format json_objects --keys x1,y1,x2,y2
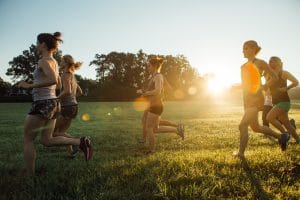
[
  {"x1": 133, "y1": 97, "x2": 149, "y2": 111},
  {"x1": 81, "y1": 113, "x2": 90, "y2": 121},
  {"x1": 113, "y1": 107, "x2": 122, "y2": 116},
  {"x1": 174, "y1": 89, "x2": 185, "y2": 100},
  {"x1": 242, "y1": 62, "x2": 261, "y2": 94},
  {"x1": 188, "y1": 86, "x2": 197, "y2": 95}
]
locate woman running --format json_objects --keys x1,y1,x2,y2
[
  {"x1": 18, "y1": 32, "x2": 92, "y2": 175},
  {"x1": 266, "y1": 56, "x2": 300, "y2": 144},
  {"x1": 137, "y1": 57, "x2": 184, "y2": 153},
  {"x1": 235, "y1": 40, "x2": 288, "y2": 158},
  {"x1": 53, "y1": 55, "x2": 83, "y2": 158},
  {"x1": 138, "y1": 75, "x2": 184, "y2": 144}
]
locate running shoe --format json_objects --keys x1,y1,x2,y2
[
  {"x1": 232, "y1": 151, "x2": 245, "y2": 159},
  {"x1": 177, "y1": 122, "x2": 185, "y2": 140},
  {"x1": 79, "y1": 137, "x2": 93, "y2": 161},
  {"x1": 279, "y1": 132, "x2": 290, "y2": 151},
  {"x1": 138, "y1": 138, "x2": 146, "y2": 144},
  {"x1": 290, "y1": 119, "x2": 296, "y2": 130},
  {"x1": 70, "y1": 145, "x2": 79, "y2": 158}
]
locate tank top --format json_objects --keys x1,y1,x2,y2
[
  {"x1": 146, "y1": 73, "x2": 164, "y2": 106},
  {"x1": 60, "y1": 72, "x2": 78, "y2": 106},
  {"x1": 269, "y1": 71, "x2": 290, "y2": 104},
  {"x1": 32, "y1": 60, "x2": 58, "y2": 101},
  {"x1": 241, "y1": 59, "x2": 263, "y2": 96}
]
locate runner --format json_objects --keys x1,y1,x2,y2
[
  {"x1": 18, "y1": 32, "x2": 92, "y2": 175},
  {"x1": 137, "y1": 57, "x2": 184, "y2": 153},
  {"x1": 266, "y1": 56, "x2": 300, "y2": 145},
  {"x1": 235, "y1": 40, "x2": 288, "y2": 158},
  {"x1": 53, "y1": 54, "x2": 83, "y2": 158}
]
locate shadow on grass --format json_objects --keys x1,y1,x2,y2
[{"x1": 240, "y1": 157, "x2": 272, "y2": 200}]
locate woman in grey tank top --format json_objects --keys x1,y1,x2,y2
[
  {"x1": 53, "y1": 54, "x2": 83, "y2": 158},
  {"x1": 137, "y1": 57, "x2": 185, "y2": 153},
  {"x1": 18, "y1": 32, "x2": 92, "y2": 175}
]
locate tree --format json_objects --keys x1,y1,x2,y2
[
  {"x1": 6, "y1": 44, "x2": 62, "y2": 82},
  {"x1": 89, "y1": 50, "x2": 200, "y2": 100},
  {"x1": 0, "y1": 77, "x2": 11, "y2": 96},
  {"x1": 74, "y1": 74, "x2": 97, "y2": 96}
]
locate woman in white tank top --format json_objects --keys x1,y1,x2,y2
[{"x1": 18, "y1": 32, "x2": 92, "y2": 175}]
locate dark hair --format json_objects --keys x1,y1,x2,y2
[
  {"x1": 37, "y1": 32, "x2": 63, "y2": 51},
  {"x1": 244, "y1": 40, "x2": 261, "y2": 55},
  {"x1": 149, "y1": 57, "x2": 164, "y2": 71}
]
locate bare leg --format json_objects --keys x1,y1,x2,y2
[
  {"x1": 54, "y1": 115, "x2": 73, "y2": 153},
  {"x1": 156, "y1": 126, "x2": 177, "y2": 133},
  {"x1": 23, "y1": 115, "x2": 46, "y2": 175},
  {"x1": 238, "y1": 107, "x2": 280, "y2": 157},
  {"x1": 53, "y1": 115, "x2": 72, "y2": 138},
  {"x1": 159, "y1": 120, "x2": 177, "y2": 127},
  {"x1": 250, "y1": 120, "x2": 280, "y2": 139},
  {"x1": 145, "y1": 112, "x2": 160, "y2": 152},
  {"x1": 266, "y1": 107, "x2": 286, "y2": 133},
  {"x1": 238, "y1": 108, "x2": 256, "y2": 157},
  {"x1": 40, "y1": 119, "x2": 80, "y2": 147},
  {"x1": 141, "y1": 110, "x2": 148, "y2": 143},
  {"x1": 278, "y1": 113, "x2": 300, "y2": 142}
]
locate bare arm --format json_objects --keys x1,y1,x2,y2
[
  {"x1": 57, "y1": 73, "x2": 72, "y2": 98},
  {"x1": 76, "y1": 84, "x2": 83, "y2": 96},
  {"x1": 143, "y1": 75, "x2": 163, "y2": 96},
  {"x1": 282, "y1": 70, "x2": 299, "y2": 91},
  {"x1": 259, "y1": 60, "x2": 278, "y2": 88},
  {"x1": 18, "y1": 60, "x2": 58, "y2": 89}
]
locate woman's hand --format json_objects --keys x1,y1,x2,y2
[
  {"x1": 136, "y1": 89, "x2": 143, "y2": 94},
  {"x1": 17, "y1": 81, "x2": 33, "y2": 89}
]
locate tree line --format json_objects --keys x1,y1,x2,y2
[
  {"x1": 1, "y1": 44, "x2": 207, "y2": 101},
  {"x1": 2, "y1": 44, "x2": 300, "y2": 102}
]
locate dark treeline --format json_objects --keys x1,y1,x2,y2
[
  {"x1": 3, "y1": 44, "x2": 300, "y2": 101},
  {"x1": 88, "y1": 50, "x2": 202, "y2": 100},
  {"x1": 2, "y1": 45, "x2": 206, "y2": 101}
]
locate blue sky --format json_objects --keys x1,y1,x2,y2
[{"x1": 0, "y1": 0, "x2": 299, "y2": 87}]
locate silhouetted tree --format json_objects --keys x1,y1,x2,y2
[
  {"x1": 6, "y1": 44, "x2": 62, "y2": 82},
  {"x1": 0, "y1": 77, "x2": 11, "y2": 96}
]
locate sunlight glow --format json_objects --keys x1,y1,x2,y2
[
  {"x1": 133, "y1": 97, "x2": 149, "y2": 111},
  {"x1": 205, "y1": 73, "x2": 235, "y2": 96}
]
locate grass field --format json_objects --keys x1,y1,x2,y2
[{"x1": 1, "y1": 101, "x2": 300, "y2": 199}]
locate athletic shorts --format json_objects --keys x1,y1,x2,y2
[
  {"x1": 149, "y1": 105, "x2": 164, "y2": 116},
  {"x1": 28, "y1": 99, "x2": 60, "y2": 120},
  {"x1": 61, "y1": 104, "x2": 78, "y2": 119},
  {"x1": 274, "y1": 102, "x2": 291, "y2": 112},
  {"x1": 243, "y1": 91, "x2": 264, "y2": 111}
]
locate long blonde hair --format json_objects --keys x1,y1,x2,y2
[{"x1": 62, "y1": 55, "x2": 82, "y2": 73}]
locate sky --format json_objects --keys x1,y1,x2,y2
[{"x1": 0, "y1": 0, "x2": 300, "y2": 88}]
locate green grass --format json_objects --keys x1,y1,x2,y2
[{"x1": 1, "y1": 101, "x2": 300, "y2": 199}]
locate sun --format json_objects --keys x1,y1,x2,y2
[{"x1": 205, "y1": 73, "x2": 235, "y2": 96}]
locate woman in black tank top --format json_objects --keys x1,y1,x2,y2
[
  {"x1": 266, "y1": 56, "x2": 300, "y2": 144},
  {"x1": 137, "y1": 57, "x2": 184, "y2": 153}
]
